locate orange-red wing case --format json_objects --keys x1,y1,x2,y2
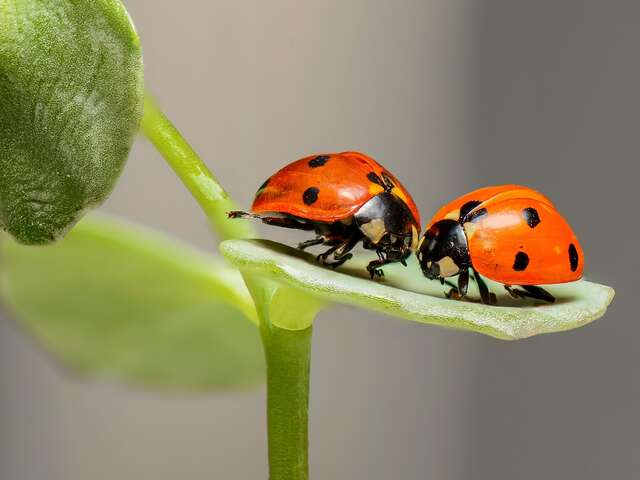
[
  {"x1": 252, "y1": 151, "x2": 420, "y2": 224},
  {"x1": 464, "y1": 197, "x2": 583, "y2": 285}
]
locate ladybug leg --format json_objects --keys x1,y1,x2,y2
[
  {"x1": 472, "y1": 270, "x2": 497, "y2": 305},
  {"x1": 326, "y1": 237, "x2": 359, "y2": 269},
  {"x1": 458, "y1": 269, "x2": 469, "y2": 298},
  {"x1": 316, "y1": 245, "x2": 340, "y2": 264},
  {"x1": 504, "y1": 285, "x2": 520, "y2": 299},
  {"x1": 227, "y1": 210, "x2": 251, "y2": 219},
  {"x1": 442, "y1": 278, "x2": 458, "y2": 289},
  {"x1": 521, "y1": 285, "x2": 555, "y2": 303},
  {"x1": 317, "y1": 235, "x2": 359, "y2": 269},
  {"x1": 365, "y1": 250, "x2": 390, "y2": 279},
  {"x1": 366, "y1": 261, "x2": 385, "y2": 279},
  {"x1": 505, "y1": 285, "x2": 555, "y2": 303},
  {"x1": 366, "y1": 244, "x2": 414, "y2": 278},
  {"x1": 443, "y1": 269, "x2": 469, "y2": 300},
  {"x1": 326, "y1": 254, "x2": 353, "y2": 269},
  {"x1": 227, "y1": 211, "x2": 314, "y2": 231},
  {"x1": 297, "y1": 237, "x2": 324, "y2": 251}
]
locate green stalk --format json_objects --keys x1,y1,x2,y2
[
  {"x1": 140, "y1": 93, "x2": 254, "y2": 240},
  {"x1": 261, "y1": 322, "x2": 312, "y2": 480},
  {"x1": 141, "y1": 93, "x2": 312, "y2": 479}
]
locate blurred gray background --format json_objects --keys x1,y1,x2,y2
[{"x1": 1, "y1": 1, "x2": 637, "y2": 478}]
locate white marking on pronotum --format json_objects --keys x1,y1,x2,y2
[
  {"x1": 437, "y1": 256, "x2": 459, "y2": 277},
  {"x1": 411, "y1": 224, "x2": 419, "y2": 251},
  {"x1": 360, "y1": 218, "x2": 386, "y2": 244}
]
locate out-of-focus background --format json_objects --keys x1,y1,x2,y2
[{"x1": 0, "y1": 1, "x2": 637, "y2": 478}]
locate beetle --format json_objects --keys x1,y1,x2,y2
[
  {"x1": 416, "y1": 185, "x2": 584, "y2": 304},
  {"x1": 228, "y1": 151, "x2": 421, "y2": 277}
]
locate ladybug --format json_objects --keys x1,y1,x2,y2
[
  {"x1": 416, "y1": 185, "x2": 584, "y2": 304},
  {"x1": 229, "y1": 151, "x2": 421, "y2": 277}
]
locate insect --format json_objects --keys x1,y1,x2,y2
[
  {"x1": 228, "y1": 151, "x2": 421, "y2": 278},
  {"x1": 416, "y1": 185, "x2": 584, "y2": 304}
]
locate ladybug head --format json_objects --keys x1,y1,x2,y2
[
  {"x1": 417, "y1": 219, "x2": 471, "y2": 279},
  {"x1": 354, "y1": 191, "x2": 420, "y2": 255}
]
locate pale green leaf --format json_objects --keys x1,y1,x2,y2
[
  {"x1": 220, "y1": 239, "x2": 614, "y2": 340},
  {"x1": 0, "y1": 0, "x2": 144, "y2": 244},
  {"x1": 1, "y1": 215, "x2": 264, "y2": 390}
]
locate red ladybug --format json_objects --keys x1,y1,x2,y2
[
  {"x1": 417, "y1": 185, "x2": 584, "y2": 304},
  {"x1": 229, "y1": 151, "x2": 421, "y2": 277}
]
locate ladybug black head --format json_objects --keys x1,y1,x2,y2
[
  {"x1": 353, "y1": 191, "x2": 420, "y2": 254},
  {"x1": 417, "y1": 219, "x2": 471, "y2": 279}
]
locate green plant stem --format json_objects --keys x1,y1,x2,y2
[
  {"x1": 140, "y1": 92, "x2": 254, "y2": 240},
  {"x1": 142, "y1": 93, "x2": 311, "y2": 478},
  {"x1": 261, "y1": 322, "x2": 312, "y2": 480}
]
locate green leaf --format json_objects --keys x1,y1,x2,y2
[
  {"x1": 1, "y1": 215, "x2": 264, "y2": 390},
  {"x1": 0, "y1": 0, "x2": 144, "y2": 244},
  {"x1": 220, "y1": 239, "x2": 615, "y2": 340}
]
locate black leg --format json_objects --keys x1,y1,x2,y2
[
  {"x1": 317, "y1": 245, "x2": 340, "y2": 264},
  {"x1": 324, "y1": 235, "x2": 360, "y2": 269},
  {"x1": 365, "y1": 244, "x2": 416, "y2": 279},
  {"x1": 366, "y1": 249, "x2": 389, "y2": 278},
  {"x1": 326, "y1": 253, "x2": 353, "y2": 269},
  {"x1": 297, "y1": 237, "x2": 324, "y2": 251},
  {"x1": 521, "y1": 285, "x2": 555, "y2": 303},
  {"x1": 227, "y1": 211, "x2": 314, "y2": 231},
  {"x1": 441, "y1": 276, "x2": 460, "y2": 298},
  {"x1": 505, "y1": 285, "x2": 555, "y2": 303},
  {"x1": 227, "y1": 210, "x2": 251, "y2": 219},
  {"x1": 473, "y1": 269, "x2": 496, "y2": 305},
  {"x1": 443, "y1": 279, "x2": 457, "y2": 289},
  {"x1": 458, "y1": 269, "x2": 469, "y2": 298},
  {"x1": 442, "y1": 270, "x2": 469, "y2": 300},
  {"x1": 316, "y1": 235, "x2": 360, "y2": 268}
]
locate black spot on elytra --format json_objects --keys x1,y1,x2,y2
[
  {"x1": 367, "y1": 172, "x2": 384, "y2": 186},
  {"x1": 308, "y1": 155, "x2": 330, "y2": 168},
  {"x1": 302, "y1": 187, "x2": 319, "y2": 205},
  {"x1": 569, "y1": 243, "x2": 579, "y2": 271},
  {"x1": 523, "y1": 207, "x2": 541, "y2": 228},
  {"x1": 460, "y1": 200, "x2": 482, "y2": 221},
  {"x1": 513, "y1": 251, "x2": 530, "y2": 271},
  {"x1": 466, "y1": 207, "x2": 488, "y2": 223}
]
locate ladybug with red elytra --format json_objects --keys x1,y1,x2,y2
[
  {"x1": 229, "y1": 151, "x2": 421, "y2": 278},
  {"x1": 417, "y1": 184, "x2": 584, "y2": 304}
]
